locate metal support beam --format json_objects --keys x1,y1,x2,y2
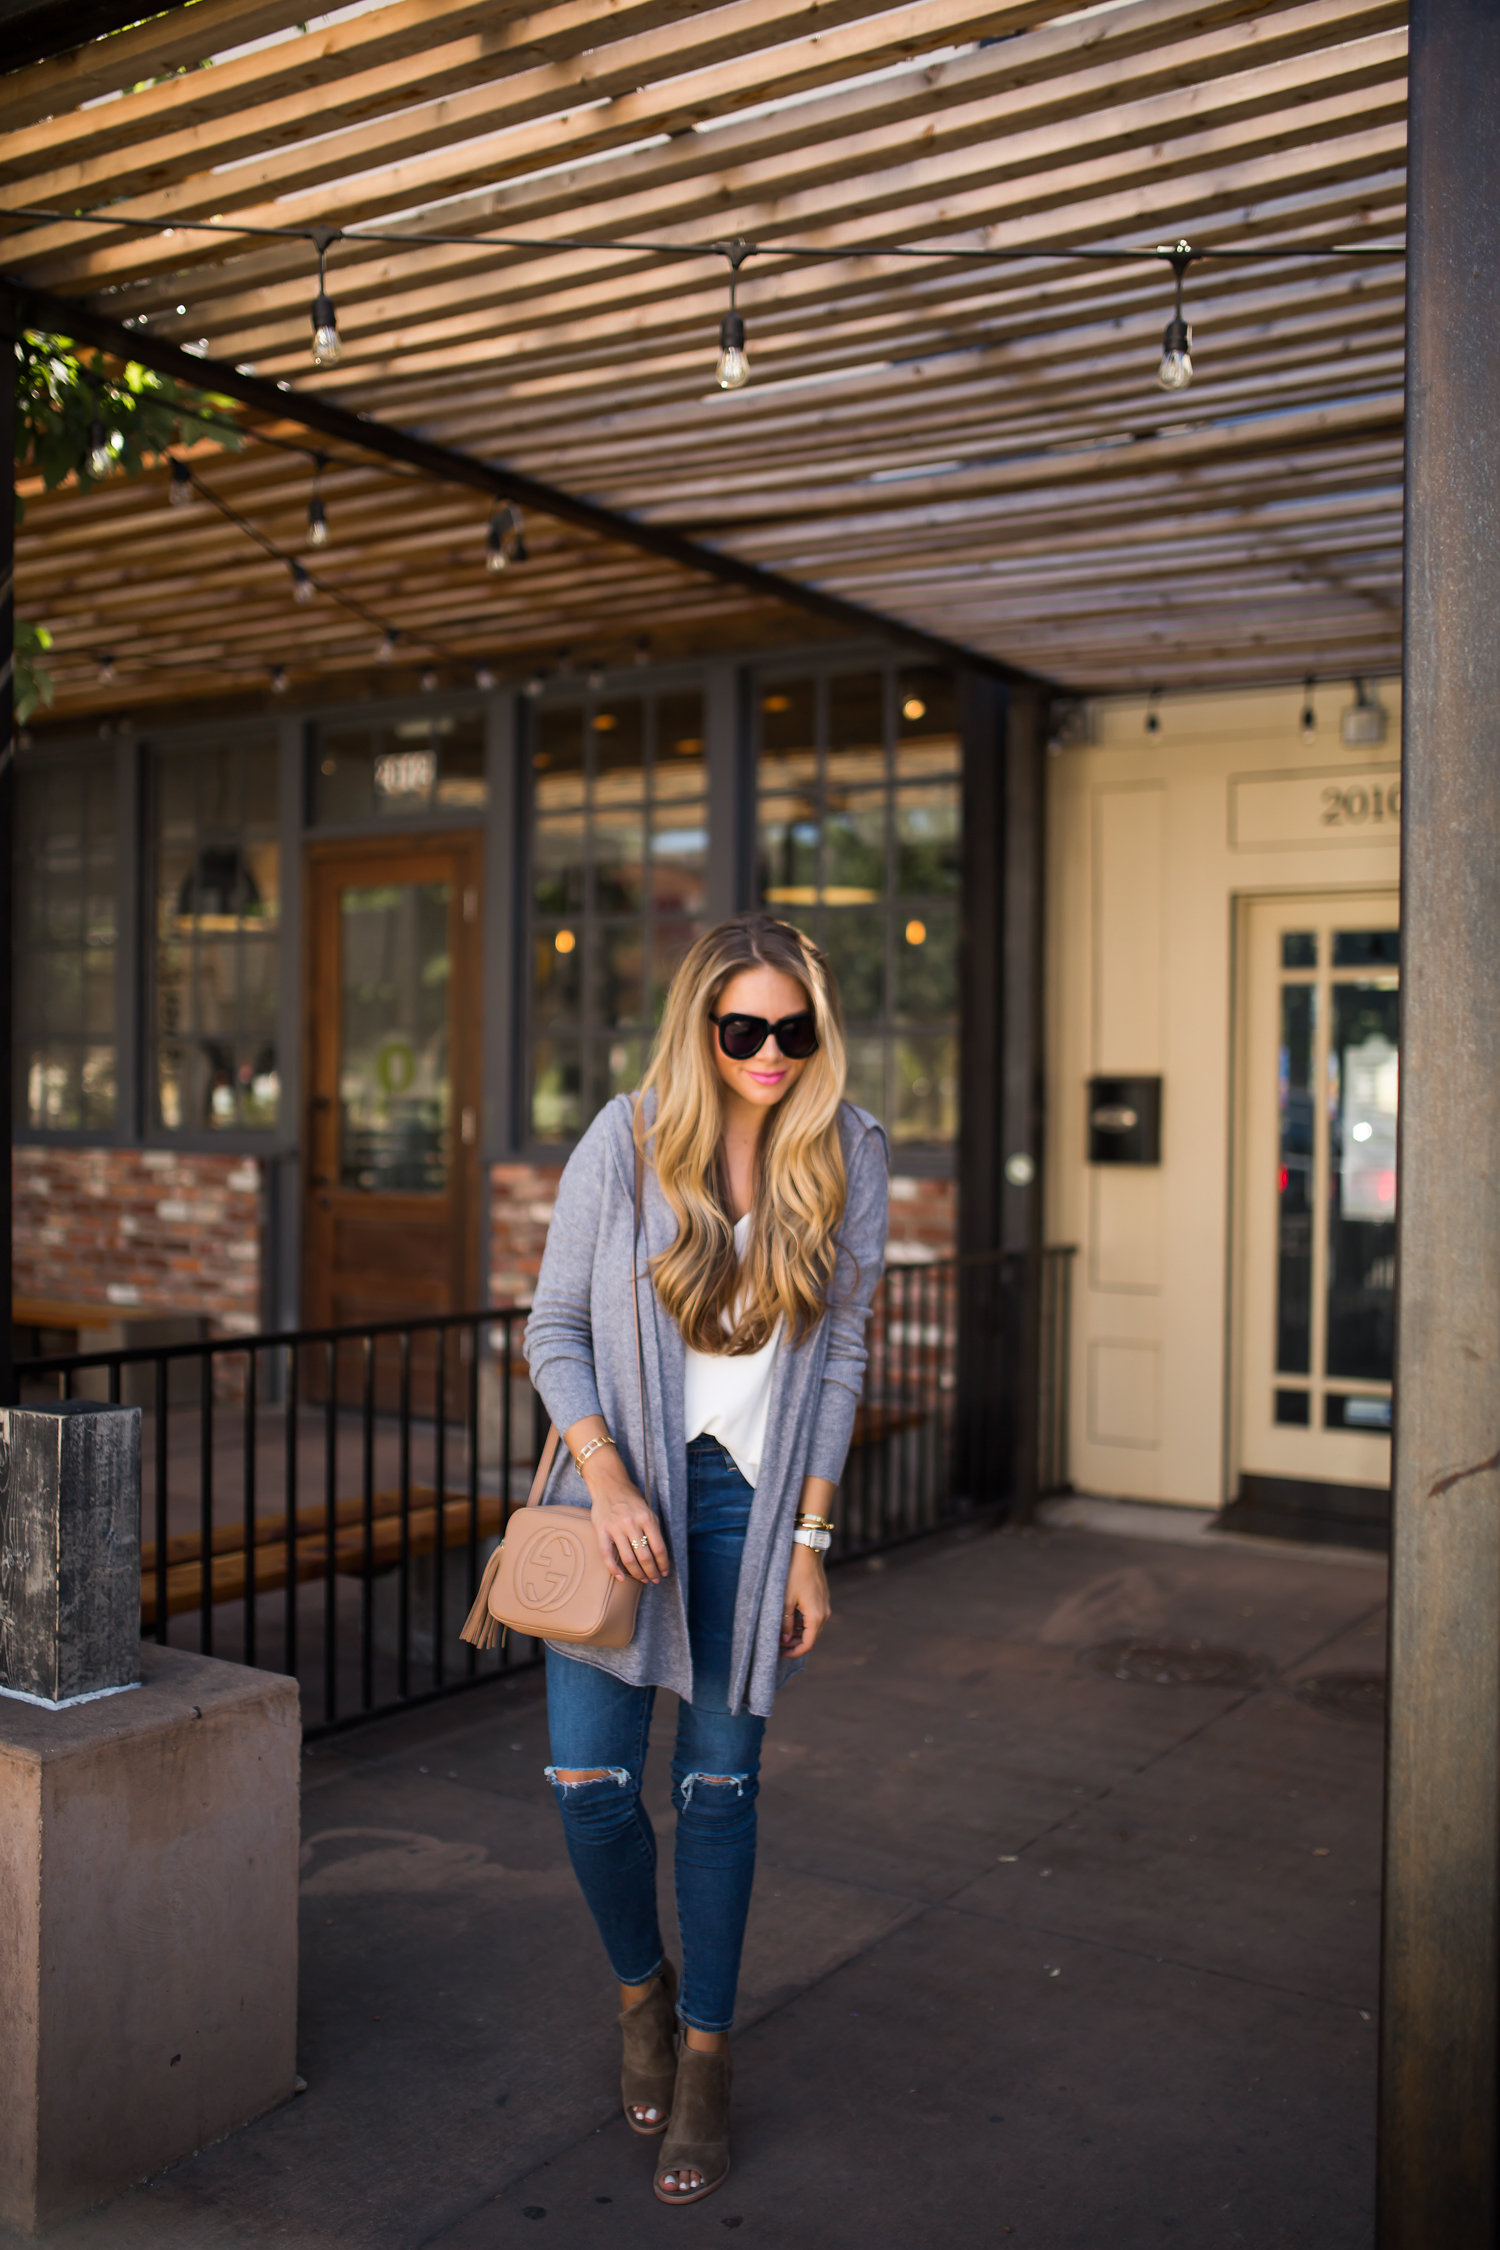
[
  {"x1": 1380, "y1": 2, "x2": 1500, "y2": 2241},
  {"x1": 3, "y1": 278, "x2": 1043, "y2": 695}
]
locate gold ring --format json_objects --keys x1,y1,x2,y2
[{"x1": 631, "y1": 1534, "x2": 650, "y2": 1550}]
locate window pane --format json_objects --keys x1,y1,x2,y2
[
  {"x1": 598, "y1": 922, "x2": 647, "y2": 1029},
  {"x1": 594, "y1": 808, "x2": 647, "y2": 914},
  {"x1": 896, "y1": 903, "x2": 957, "y2": 1020},
  {"x1": 824, "y1": 792, "x2": 886, "y2": 899},
  {"x1": 338, "y1": 881, "x2": 450, "y2": 1190},
  {"x1": 651, "y1": 919, "x2": 698, "y2": 1020},
  {"x1": 532, "y1": 1038, "x2": 583, "y2": 1141},
  {"x1": 533, "y1": 814, "x2": 586, "y2": 914},
  {"x1": 1276, "y1": 981, "x2": 1315, "y2": 1375},
  {"x1": 828, "y1": 672, "x2": 886, "y2": 786},
  {"x1": 1281, "y1": 931, "x2": 1317, "y2": 970},
  {"x1": 758, "y1": 812, "x2": 820, "y2": 908},
  {"x1": 892, "y1": 1035, "x2": 957, "y2": 1144},
  {"x1": 843, "y1": 1032, "x2": 886, "y2": 1122},
  {"x1": 314, "y1": 713, "x2": 486, "y2": 822},
  {"x1": 15, "y1": 749, "x2": 118, "y2": 1131},
  {"x1": 534, "y1": 929, "x2": 581, "y2": 1030},
  {"x1": 655, "y1": 692, "x2": 706, "y2": 801},
  {"x1": 822, "y1": 909, "x2": 885, "y2": 1022},
  {"x1": 1332, "y1": 929, "x2": 1399, "y2": 970},
  {"x1": 651, "y1": 807, "x2": 707, "y2": 916},
  {"x1": 152, "y1": 736, "x2": 279, "y2": 1131},
  {"x1": 896, "y1": 785, "x2": 960, "y2": 894},
  {"x1": 602, "y1": 1035, "x2": 649, "y2": 1100},
  {"x1": 1326, "y1": 981, "x2": 1398, "y2": 1381},
  {"x1": 896, "y1": 667, "x2": 958, "y2": 756},
  {"x1": 592, "y1": 701, "x2": 645, "y2": 792},
  {"x1": 758, "y1": 680, "x2": 817, "y2": 789}
]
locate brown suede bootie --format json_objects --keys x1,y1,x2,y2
[
  {"x1": 653, "y1": 2044, "x2": 732, "y2": 2205},
  {"x1": 619, "y1": 1960, "x2": 678, "y2": 2135}
]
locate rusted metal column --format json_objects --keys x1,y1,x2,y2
[{"x1": 1379, "y1": 2, "x2": 1500, "y2": 2241}]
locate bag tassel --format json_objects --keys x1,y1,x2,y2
[{"x1": 459, "y1": 1544, "x2": 506, "y2": 1650}]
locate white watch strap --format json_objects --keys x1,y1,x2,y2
[{"x1": 792, "y1": 1526, "x2": 832, "y2": 1552}]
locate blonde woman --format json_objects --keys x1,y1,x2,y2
[{"x1": 523, "y1": 913, "x2": 888, "y2": 2206}]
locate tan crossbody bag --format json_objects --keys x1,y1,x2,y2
[{"x1": 460, "y1": 1127, "x2": 650, "y2": 1652}]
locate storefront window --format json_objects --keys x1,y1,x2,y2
[
  {"x1": 757, "y1": 665, "x2": 960, "y2": 1148},
  {"x1": 528, "y1": 687, "x2": 706, "y2": 1140},
  {"x1": 313, "y1": 710, "x2": 486, "y2": 822},
  {"x1": 15, "y1": 748, "x2": 117, "y2": 1130},
  {"x1": 153, "y1": 736, "x2": 281, "y2": 1131}
]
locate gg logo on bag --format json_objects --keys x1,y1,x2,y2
[{"x1": 518, "y1": 1524, "x2": 587, "y2": 1612}]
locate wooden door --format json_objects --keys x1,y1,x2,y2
[{"x1": 304, "y1": 835, "x2": 482, "y2": 1330}]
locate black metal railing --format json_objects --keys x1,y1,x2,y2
[{"x1": 16, "y1": 1249, "x2": 1030, "y2": 1735}]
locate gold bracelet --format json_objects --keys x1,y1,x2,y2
[
  {"x1": 573, "y1": 1435, "x2": 617, "y2": 1472},
  {"x1": 795, "y1": 1513, "x2": 836, "y2": 1531}
]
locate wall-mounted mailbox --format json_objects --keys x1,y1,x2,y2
[{"x1": 1087, "y1": 1075, "x2": 1162, "y2": 1165}]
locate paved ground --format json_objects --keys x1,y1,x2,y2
[{"x1": 19, "y1": 1513, "x2": 1387, "y2": 2250}]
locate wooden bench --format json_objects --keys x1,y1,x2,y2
[{"x1": 139, "y1": 1487, "x2": 507, "y2": 1628}]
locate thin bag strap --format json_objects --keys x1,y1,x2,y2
[
  {"x1": 631, "y1": 1098, "x2": 652, "y2": 1511},
  {"x1": 526, "y1": 1103, "x2": 652, "y2": 1513}
]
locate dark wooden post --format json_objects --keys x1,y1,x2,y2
[
  {"x1": 957, "y1": 674, "x2": 1047, "y2": 1513},
  {"x1": 0, "y1": 294, "x2": 16, "y2": 1409},
  {"x1": 1379, "y1": 1, "x2": 1500, "y2": 2240}
]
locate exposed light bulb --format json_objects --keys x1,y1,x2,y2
[
  {"x1": 290, "y1": 561, "x2": 314, "y2": 604},
  {"x1": 269, "y1": 664, "x2": 288, "y2": 694},
  {"x1": 716, "y1": 308, "x2": 748, "y2": 390},
  {"x1": 97, "y1": 654, "x2": 116, "y2": 685},
  {"x1": 87, "y1": 420, "x2": 115, "y2": 478},
  {"x1": 420, "y1": 667, "x2": 438, "y2": 693},
  {"x1": 475, "y1": 661, "x2": 497, "y2": 690},
  {"x1": 523, "y1": 672, "x2": 546, "y2": 699},
  {"x1": 168, "y1": 458, "x2": 194, "y2": 506},
  {"x1": 587, "y1": 666, "x2": 605, "y2": 692},
  {"x1": 485, "y1": 510, "x2": 510, "y2": 573},
  {"x1": 1157, "y1": 312, "x2": 1192, "y2": 392},
  {"x1": 377, "y1": 629, "x2": 398, "y2": 661},
  {"x1": 310, "y1": 292, "x2": 340, "y2": 368},
  {"x1": 634, "y1": 634, "x2": 652, "y2": 667},
  {"x1": 307, "y1": 494, "x2": 329, "y2": 548}
]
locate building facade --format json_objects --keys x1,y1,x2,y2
[
  {"x1": 1046, "y1": 678, "x2": 1401, "y2": 1545},
  {"x1": 16, "y1": 646, "x2": 973, "y2": 1343}
]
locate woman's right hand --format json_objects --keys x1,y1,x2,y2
[{"x1": 565, "y1": 1422, "x2": 669, "y2": 1584}]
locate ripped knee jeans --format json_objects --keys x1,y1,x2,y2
[{"x1": 543, "y1": 1435, "x2": 765, "y2": 2035}]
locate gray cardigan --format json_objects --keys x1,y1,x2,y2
[{"x1": 523, "y1": 1094, "x2": 889, "y2": 1716}]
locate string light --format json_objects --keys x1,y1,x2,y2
[
  {"x1": 1300, "y1": 676, "x2": 1317, "y2": 739},
  {"x1": 269, "y1": 664, "x2": 288, "y2": 694},
  {"x1": 1156, "y1": 240, "x2": 1195, "y2": 392},
  {"x1": 306, "y1": 454, "x2": 329, "y2": 548},
  {"x1": 485, "y1": 502, "x2": 526, "y2": 571},
  {"x1": 419, "y1": 667, "x2": 438, "y2": 693},
  {"x1": 715, "y1": 239, "x2": 752, "y2": 390},
  {"x1": 97, "y1": 653, "x2": 116, "y2": 684},
  {"x1": 475, "y1": 661, "x2": 497, "y2": 689},
  {"x1": 168, "y1": 457, "x2": 195, "y2": 506},
  {"x1": 289, "y1": 560, "x2": 314, "y2": 603},
  {"x1": 1144, "y1": 685, "x2": 1162, "y2": 734},
  {"x1": 87, "y1": 417, "x2": 115, "y2": 478},
  {"x1": 377, "y1": 629, "x2": 399, "y2": 661},
  {"x1": 634, "y1": 634, "x2": 652, "y2": 666},
  {"x1": 308, "y1": 225, "x2": 342, "y2": 369}
]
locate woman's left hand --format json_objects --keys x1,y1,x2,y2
[{"x1": 781, "y1": 1543, "x2": 831, "y2": 1658}]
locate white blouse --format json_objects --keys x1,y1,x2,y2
[{"x1": 681, "y1": 1213, "x2": 782, "y2": 1489}]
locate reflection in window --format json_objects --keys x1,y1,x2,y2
[
  {"x1": 154, "y1": 737, "x2": 280, "y2": 1131},
  {"x1": 313, "y1": 711, "x2": 486, "y2": 822},
  {"x1": 528, "y1": 688, "x2": 705, "y2": 1141},
  {"x1": 15, "y1": 748, "x2": 117, "y2": 1130},
  {"x1": 756, "y1": 666, "x2": 959, "y2": 1147},
  {"x1": 1326, "y1": 979, "x2": 1398, "y2": 1380},
  {"x1": 339, "y1": 882, "x2": 450, "y2": 1190}
]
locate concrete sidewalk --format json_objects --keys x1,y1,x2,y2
[{"x1": 20, "y1": 1516, "x2": 1386, "y2": 2250}]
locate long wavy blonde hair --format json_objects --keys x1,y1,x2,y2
[{"x1": 637, "y1": 915, "x2": 848, "y2": 1354}]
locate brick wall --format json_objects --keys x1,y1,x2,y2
[
  {"x1": 488, "y1": 1159, "x2": 956, "y2": 1305},
  {"x1": 14, "y1": 1147, "x2": 263, "y2": 1336}
]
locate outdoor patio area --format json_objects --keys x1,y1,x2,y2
[{"x1": 12, "y1": 1509, "x2": 1386, "y2": 2250}]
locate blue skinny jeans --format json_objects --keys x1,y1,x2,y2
[{"x1": 544, "y1": 1435, "x2": 766, "y2": 2034}]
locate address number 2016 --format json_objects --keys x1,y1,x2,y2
[{"x1": 1322, "y1": 782, "x2": 1400, "y2": 827}]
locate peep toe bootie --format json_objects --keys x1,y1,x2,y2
[
  {"x1": 619, "y1": 1960, "x2": 679, "y2": 2135},
  {"x1": 654, "y1": 2045, "x2": 732, "y2": 2205}
]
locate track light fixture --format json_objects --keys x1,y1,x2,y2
[
  {"x1": 1156, "y1": 240, "x2": 1195, "y2": 392},
  {"x1": 307, "y1": 455, "x2": 329, "y2": 548},
  {"x1": 168, "y1": 457, "x2": 195, "y2": 507},
  {"x1": 308, "y1": 225, "x2": 342, "y2": 369},
  {"x1": 289, "y1": 560, "x2": 314, "y2": 604},
  {"x1": 714, "y1": 239, "x2": 753, "y2": 390},
  {"x1": 485, "y1": 502, "x2": 526, "y2": 572}
]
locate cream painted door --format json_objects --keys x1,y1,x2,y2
[{"x1": 1237, "y1": 892, "x2": 1399, "y2": 1492}]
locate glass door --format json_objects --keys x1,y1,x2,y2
[
  {"x1": 1237, "y1": 892, "x2": 1399, "y2": 1493},
  {"x1": 304, "y1": 835, "x2": 481, "y2": 1331}
]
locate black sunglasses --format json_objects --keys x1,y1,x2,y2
[{"x1": 710, "y1": 1010, "x2": 820, "y2": 1062}]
